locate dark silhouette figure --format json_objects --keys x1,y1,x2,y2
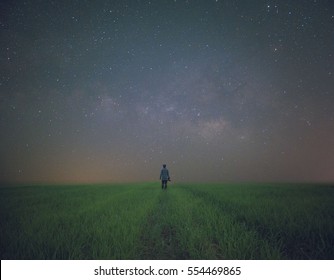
[{"x1": 160, "y1": 164, "x2": 170, "y2": 190}]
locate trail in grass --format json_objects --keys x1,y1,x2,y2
[
  {"x1": 138, "y1": 189, "x2": 189, "y2": 259},
  {"x1": 138, "y1": 184, "x2": 287, "y2": 259}
]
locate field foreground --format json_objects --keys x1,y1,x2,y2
[{"x1": 1, "y1": 183, "x2": 333, "y2": 259}]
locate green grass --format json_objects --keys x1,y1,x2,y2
[{"x1": 1, "y1": 183, "x2": 333, "y2": 259}]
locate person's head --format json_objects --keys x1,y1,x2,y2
[{"x1": 163, "y1": 164, "x2": 166, "y2": 168}]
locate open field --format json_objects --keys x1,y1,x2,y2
[{"x1": 1, "y1": 183, "x2": 333, "y2": 259}]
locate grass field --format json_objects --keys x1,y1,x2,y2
[{"x1": 1, "y1": 182, "x2": 333, "y2": 259}]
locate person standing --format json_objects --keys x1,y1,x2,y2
[{"x1": 160, "y1": 164, "x2": 170, "y2": 190}]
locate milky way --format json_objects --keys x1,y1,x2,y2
[{"x1": 1, "y1": 0, "x2": 333, "y2": 183}]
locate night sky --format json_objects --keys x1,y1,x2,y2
[{"x1": 1, "y1": 0, "x2": 333, "y2": 184}]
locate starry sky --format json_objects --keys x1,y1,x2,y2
[{"x1": 1, "y1": 0, "x2": 333, "y2": 184}]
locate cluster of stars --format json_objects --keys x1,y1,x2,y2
[{"x1": 0, "y1": 0, "x2": 333, "y2": 183}]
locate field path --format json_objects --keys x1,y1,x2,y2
[{"x1": 138, "y1": 190, "x2": 189, "y2": 259}]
